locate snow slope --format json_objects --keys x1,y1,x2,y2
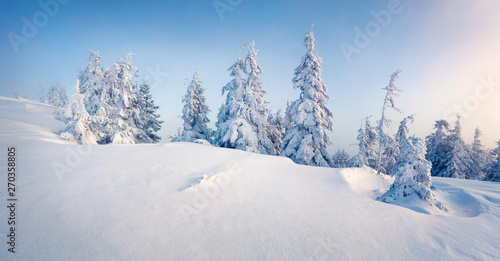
[{"x1": 0, "y1": 96, "x2": 499, "y2": 260}]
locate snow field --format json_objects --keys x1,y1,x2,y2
[{"x1": 0, "y1": 97, "x2": 499, "y2": 260}]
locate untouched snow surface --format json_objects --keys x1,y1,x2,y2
[{"x1": 0, "y1": 96, "x2": 499, "y2": 260}]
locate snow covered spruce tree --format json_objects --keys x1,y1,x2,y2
[
  {"x1": 46, "y1": 82, "x2": 69, "y2": 108},
  {"x1": 38, "y1": 86, "x2": 47, "y2": 103},
  {"x1": 470, "y1": 127, "x2": 487, "y2": 179},
  {"x1": 78, "y1": 50, "x2": 105, "y2": 116},
  {"x1": 347, "y1": 116, "x2": 377, "y2": 168},
  {"x1": 485, "y1": 140, "x2": 500, "y2": 182},
  {"x1": 267, "y1": 110, "x2": 286, "y2": 155},
  {"x1": 383, "y1": 115, "x2": 414, "y2": 175},
  {"x1": 376, "y1": 70, "x2": 402, "y2": 174},
  {"x1": 332, "y1": 148, "x2": 350, "y2": 168},
  {"x1": 425, "y1": 120, "x2": 450, "y2": 176},
  {"x1": 61, "y1": 80, "x2": 98, "y2": 144},
  {"x1": 45, "y1": 82, "x2": 69, "y2": 120},
  {"x1": 214, "y1": 58, "x2": 244, "y2": 148},
  {"x1": 176, "y1": 70, "x2": 211, "y2": 143},
  {"x1": 439, "y1": 115, "x2": 474, "y2": 179},
  {"x1": 240, "y1": 41, "x2": 274, "y2": 154},
  {"x1": 379, "y1": 136, "x2": 446, "y2": 210},
  {"x1": 134, "y1": 82, "x2": 163, "y2": 143},
  {"x1": 280, "y1": 31, "x2": 334, "y2": 167},
  {"x1": 97, "y1": 53, "x2": 142, "y2": 144},
  {"x1": 214, "y1": 42, "x2": 273, "y2": 154}
]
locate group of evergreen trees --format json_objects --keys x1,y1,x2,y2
[
  {"x1": 59, "y1": 51, "x2": 163, "y2": 144},
  {"x1": 342, "y1": 110, "x2": 500, "y2": 182},
  {"x1": 38, "y1": 30, "x2": 499, "y2": 183},
  {"x1": 344, "y1": 71, "x2": 412, "y2": 175},
  {"x1": 426, "y1": 116, "x2": 499, "y2": 181},
  {"x1": 173, "y1": 31, "x2": 334, "y2": 167},
  {"x1": 332, "y1": 70, "x2": 500, "y2": 183}
]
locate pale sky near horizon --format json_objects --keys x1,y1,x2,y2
[{"x1": 1, "y1": 0, "x2": 499, "y2": 154}]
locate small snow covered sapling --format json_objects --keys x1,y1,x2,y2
[{"x1": 379, "y1": 136, "x2": 446, "y2": 210}]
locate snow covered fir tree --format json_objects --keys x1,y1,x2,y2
[
  {"x1": 379, "y1": 136, "x2": 446, "y2": 210},
  {"x1": 383, "y1": 115, "x2": 414, "y2": 175},
  {"x1": 43, "y1": 82, "x2": 69, "y2": 108},
  {"x1": 280, "y1": 30, "x2": 334, "y2": 167},
  {"x1": 100, "y1": 53, "x2": 142, "y2": 144},
  {"x1": 135, "y1": 82, "x2": 163, "y2": 143},
  {"x1": 332, "y1": 148, "x2": 350, "y2": 168},
  {"x1": 347, "y1": 116, "x2": 377, "y2": 168},
  {"x1": 266, "y1": 110, "x2": 286, "y2": 155},
  {"x1": 470, "y1": 127, "x2": 488, "y2": 179},
  {"x1": 439, "y1": 115, "x2": 475, "y2": 179},
  {"x1": 174, "y1": 70, "x2": 212, "y2": 143},
  {"x1": 485, "y1": 140, "x2": 500, "y2": 182},
  {"x1": 214, "y1": 41, "x2": 273, "y2": 154},
  {"x1": 60, "y1": 80, "x2": 98, "y2": 144},
  {"x1": 78, "y1": 50, "x2": 105, "y2": 116},
  {"x1": 425, "y1": 119, "x2": 450, "y2": 176},
  {"x1": 39, "y1": 82, "x2": 69, "y2": 120}
]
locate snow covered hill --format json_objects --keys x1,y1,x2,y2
[{"x1": 0, "y1": 96, "x2": 499, "y2": 260}]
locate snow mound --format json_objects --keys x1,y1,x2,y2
[
  {"x1": 0, "y1": 96, "x2": 68, "y2": 144},
  {"x1": 193, "y1": 139, "x2": 212, "y2": 146},
  {"x1": 340, "y1": 166, "x2": 394, "y2": 199},
  {"x1": 1, "y1": 97, "x2": 500, "y2": 260},
  {"x1": 183, "y1": 173, "x2": 229, "y2": 191},
  {"x1": 340, "y1": 165, "x2": 493, "y2": 218}
]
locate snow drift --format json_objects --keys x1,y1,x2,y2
[{"x1": 0, "y1": 96, "x2": 499, "y2": 260}]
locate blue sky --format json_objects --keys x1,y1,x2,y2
[{"x1": 1, "y1": 0, "x2": 499, "y2": 154}]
